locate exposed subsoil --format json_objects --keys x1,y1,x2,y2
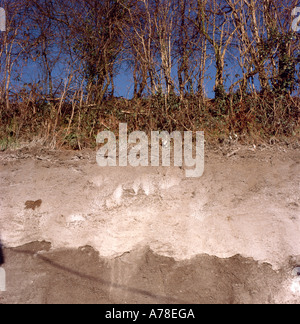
[{"x1": 0, "y1": 144, "x2": 299, "y2": 304}]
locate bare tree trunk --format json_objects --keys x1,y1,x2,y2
[
  {"x1": 196, "y1": 0, "x2": 236, "y2": 100},
  {"x1": 197, "y1": 36, "x2": 207, "y2": 99},
  {"x1": 248, "y1": 0, "x2": 270, "y2": 92},
  {"x1": 153, "y1": 0, "x2": 175, "y2": 95},
  {"x1": 177, "y1": 0, "x2": 189, "y2": 99}
]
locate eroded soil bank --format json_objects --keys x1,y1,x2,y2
[{"x1": 0, "y1": 145, "x2": 299, "y2": 303}]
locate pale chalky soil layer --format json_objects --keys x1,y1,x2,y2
[{"x1": 0, "y1": 145, "x2": 299, "y2": 303}]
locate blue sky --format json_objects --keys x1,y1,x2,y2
[
  {"x1": 22, "y1": 59, "x2": 219, "y2": 99},
  {"x1": 96, "y1": 62, "x2": 221, "y2": 99},
  {"x1": 3, "y1": 0, "x2": 300, "y2": 100}
]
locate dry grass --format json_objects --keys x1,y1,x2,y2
[{"x1": 0, "y1": 92, "x2": 299, "y2": 151}]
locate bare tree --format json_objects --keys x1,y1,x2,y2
[
  {"x1": 47, "y1": 0, "x2": 126, "y2": 105},
  {"x1": 28, "y1": 0, "x2": 65, "y2": 99},
  {"x1": 196, "y1": 0, "x2": 237, "y2": 100},
  {"x1": 120, "y1": 0, "x2": 152, "y2": 98},
  {"x1": 226, "y1": 0, "x2": 299, "y2": 95},
  {"x1": 152, "y1": 0, "x2": 176, "y2": 95},
  {"x1": 120, "y1": 0, "x2": 162, "y2": 96},
  {"x1": 176, "y1": 0, "x2": 200, "y2": 98},
  {"x1": 0, "y1": 0, "x2": 32, "y2": 110}
]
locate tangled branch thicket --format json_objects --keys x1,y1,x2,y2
[{"x1": 0, "y1": 0, "x2": 299, "y2": 150}]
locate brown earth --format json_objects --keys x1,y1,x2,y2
[
  {"x1": 0, "y1": 143, "x2": 299, "y2": 304},
  {"x1": 0, "y1": 243, "x2": 295, "y2": 304}
]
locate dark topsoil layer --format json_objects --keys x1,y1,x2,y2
[{"x1": 0, "y1": 242, "x2": 294, "y2": 304}]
